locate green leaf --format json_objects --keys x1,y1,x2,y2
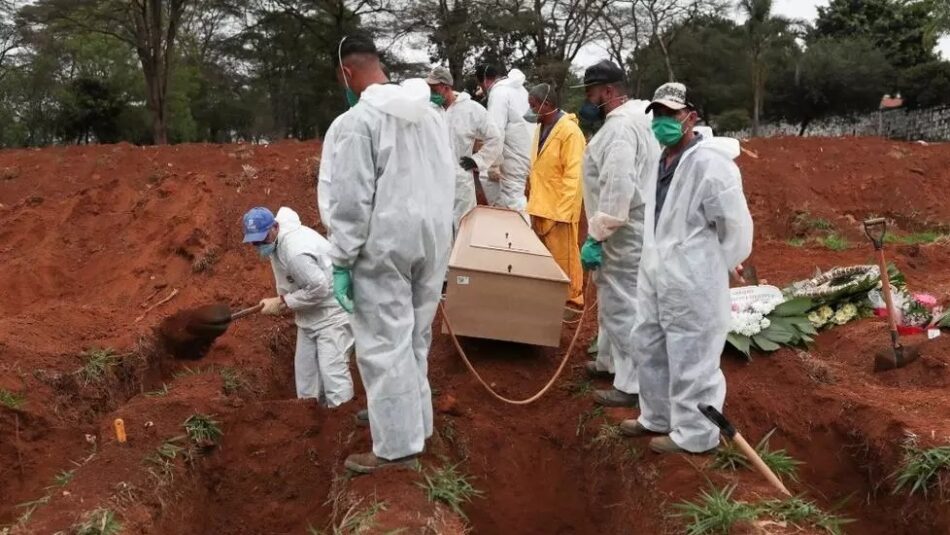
[
  {"x1": 752, "y1": 334, "x2": 782, "y2": 352},
  {"x1": 761, "y1": 324, "x2": 796, "y2": 345},
  {"x1": 787, "y1": 317, "x2": 819, "y2": 336},
  {"x1": 726, "y1": 333, "x2": 752, "y2": 359},
  {"x1": 772, "y1": 297, "x2": 815, "y2": 317}
]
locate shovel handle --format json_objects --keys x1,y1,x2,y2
[
  {"x1": 732, "y1": 433, "x2": 793, "y2": 496},
  {"x1": 863, "y1": 218, "x2": 887, "y2": 250},
  {"x1": 230, "y1": 304, "x2": 263, "y2": 321}
]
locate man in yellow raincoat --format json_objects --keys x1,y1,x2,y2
[{"x1": 526, "y1": 83, "x2": 586, "y2": 309}]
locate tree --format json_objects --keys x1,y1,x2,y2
[
  {"x1": 738, "y1": 0, "x2": 794, "y2": 136},
  {"x1": 813, "y1": 0, "x2": 937, "y2": 70},
  {"x1": 636, "y1": 0, "x2": 725, "y2": 81},
  {"x1": 899, "y1": 60, "x2": 950, "y2": 108},
  {"x1": 768, "y1": 37, "x2": 893, "y2": 135},
  {"x1": 24, "y1": 0, "x2": 194, "y2": 144}
]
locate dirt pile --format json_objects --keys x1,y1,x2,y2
[{"x1": 1, "y1": 137, "x2": 949, "y2": 534}]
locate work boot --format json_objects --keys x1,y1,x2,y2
[
  {"x1": 584, "y1": 361, "x2": 613, "y2": 379},
  {"x1": 354, "y1": 409, "x2": 369, "y2": 427},
  {"x1": 344, "y1": 452, "x2": 420, "y2": 475},
  {"x1": 593, "y1": 388, "x2": 638, "y2": 408},
  {"x1": 649, "y1": 436, "x2": 715, "y2": 455},
  {"x1": 619, "y1": 419, "x2": 665, "y2": 438}
]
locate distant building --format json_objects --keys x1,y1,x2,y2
[{"x1": 880, "y1": 93, "x2": 904, "y2": 110}]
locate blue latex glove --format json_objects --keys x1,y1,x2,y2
[
  {"x1": 580, "y1": 237, "x2": 603, "y2": 271},
  {"x1": 332, "y1": 265, "x2": 354, "y2": 313}
]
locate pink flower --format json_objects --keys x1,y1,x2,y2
[{"x1": 914, "y1": 293, "x2": 938, "y2": 308}]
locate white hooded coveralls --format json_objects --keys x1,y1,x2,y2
[
  {"x1": 482, "y1": 69, "x2": 532, "y2": 213},
  {"x1": 323, "y1": 79, "x2": 454, "y2": 460},
  {"x1": 441, "y1": 91, "x2": 503, "y2": 230},
  {"x1": 632, "y1": 134, "x2": 753, "y2": 452},
  {"x1": 270, "y1": 207, "x2": 355, "y2": 406},
  {"x1": 583, "y1": 100, "x2": 660, "y2": 393}
]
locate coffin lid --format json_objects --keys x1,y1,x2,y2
[{"x1": 449, "y1": 206, "x2": 570, "y2": 283}]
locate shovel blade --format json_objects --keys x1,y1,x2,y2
[{"x1": 873, "y1": 344, "x2": 921, "y2": 372}]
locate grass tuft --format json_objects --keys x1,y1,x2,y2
[
  {"x1": 72, "y1": 507, "x2": 122, "y2": 535},
  {"x1": 787, "y1": 237, "x2": 807, "y2": 248},
  {"x1": 885, "y1": 230, "x2": 948, "y2": 245},
  {"x1": 309, "y1": 499, "x2": 389, "y2": 535},
  {"x1": 52, "y1": 469, "x2": 75, "y2": 488},
  {"x1": 0, "y1": 388, "x2": 25, "y2": 409},
  {"x1": 821, "y1": 233, "x2": 849, "y2": 251},
  {"x1": 761, "y1": 496, "x2": 853, "y2": 535},
  {"x1": 711, "y1": 440, "x2": 750, "y2": 471},
  {"x1": 144, "y1": 383, "x2": 170, "y2": 397},
  {"x1": 892, "y1": 436, "x2": 950, "y2": 497},
  {"x1": 183, "y1": 414, "x2": 222, "y2": 446},
  {"x1": 564, "y1": 377, "x2": 594, "y2": 398},
  {"x1": 79, "y1": 349, "x2": 118, "y2": 384},
  {"x1": 755, "y1": 429, "x2": 803, "y2": 482},
  {"x1": 672, "y1": 484, "x2": 758, "y2": 535},
  {"x1": 220, "y1": 367, "x2": 248, "y2": 395},
  {"x1": 418, "y1": 461, "x2": 483, "y2": 518},
  {"x1": 589, "y1": 423, "x2": 624, "y2": 449}
]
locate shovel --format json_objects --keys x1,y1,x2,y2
[
  {"x1": 159, "y1": 303, "x2": 263, "y2": 347},
  {"x1": 698, "y1": 404, "x2": 792, "y2": 496},
  {"x1": 863, "y1": 218, "x2": 921, "y2": 371}
]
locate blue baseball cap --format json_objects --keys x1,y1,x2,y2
[{"x1": 242, "y1": 207, "x2": 275, "y2": 243}]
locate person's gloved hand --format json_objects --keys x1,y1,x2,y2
[
  {"x1": 459, "y1": 156, "x2": 478, "y2": 171},
  {"x1": 259, "y1": 296, "x2": 285, "y2": 316},
  {"x1": 580, "y1": 237, "x2": 603, "y2": 271},
  {"x1": 333, "y1": 265, "x2": 354, "y2": 313}
]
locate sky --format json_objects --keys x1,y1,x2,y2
[{"x1": 570, "y1": 0, "x2": 950, "y2": 69}]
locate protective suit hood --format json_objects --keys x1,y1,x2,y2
[
  {"x1": 494, "y1": 68, "x2": 526, "y2": 90},
  {"x1": 453, "y1": 91, "x2": 472, "y2": 105},
  {"x1": 275, "y1": 206, "x2": 303, "y2": 237},
  {"x1": 361, "y1": 79, "x2": 432, "y2": 123},
  {"x1": 693, "y1": 135, "x2": 740, "y2": 161},
  {"x1": 607, "y1": 99, "x2": 651, "y2": 120}
]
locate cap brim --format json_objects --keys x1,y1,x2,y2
[
  {"x1": 243, "y1": 230, "x2": 269, "y2": 243},
  {"x1": 645, "y1": 99, "x2": 688, "y2": 114}
]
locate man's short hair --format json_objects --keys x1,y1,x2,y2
[
  {"x1": 335, "y1": 34, "x2": 378, "y2": 67},
  {"x1": 529, "y1": 83, "x2": 559, "y2": 108},
  {"x1": 474, "y1": 64, "x2": 502, "y2": 82}
]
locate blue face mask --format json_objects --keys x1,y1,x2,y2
[
  {"x1": 256, "y1": 242, "x2": 276, "y2": 258},
  {"x1": 578, "y1": 100, "x2": 604, "y2": 123}
]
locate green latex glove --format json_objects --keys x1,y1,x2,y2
[
  {"x1": 580, "y1": 237, "x2": 603, "y2": 271},
  {"x1": 332, "y1": 265, "x2": 354, "y2": 313}
]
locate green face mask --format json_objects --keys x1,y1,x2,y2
[
  {"x1": 652, "y1": 116, "x2": 685, "y2": 147},
  {"x1": 344, "y1": 88, "x2": 359, "y2": 108},
  {"x1": 430, "y1": 93, "x2": 445, "y2": 107}
]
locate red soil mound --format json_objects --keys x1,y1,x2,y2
[{"x1": 1, "y1": 138, "x2": 948, "y2": 534}]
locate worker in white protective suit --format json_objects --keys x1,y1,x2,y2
[
  {"x1": 426, "y1": 66, "x2": 503, "y2": 230},
  {"x1": 323, "y1": 36, "x2": 454, "y2": 474},
  {"x1": 242, "y1": 206, "x2": 355, "y2": 407},
  {"x1": 475, "y1": 64, "x2": 532, "y2": 215},
  {"x1": 624, "y1": 82, "x2": 753, "y2": 454},
  {"x1": 574, "y1": 61, "x2": 661, "y2": 410}
]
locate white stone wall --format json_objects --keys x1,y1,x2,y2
[{"x1": 723, "y1": 106, "x2": 950, "y2": 141}]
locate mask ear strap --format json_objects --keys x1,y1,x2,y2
[{"x1": 338, "y1": 36, "x2": 349, "y2": 88}]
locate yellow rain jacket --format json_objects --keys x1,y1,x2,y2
[
  {"x1": 527, "y1": 113, "x2": 586, "y2": 222},
  {"x1": 527, "y1": 113, "x2": 587, "y2": 307}
]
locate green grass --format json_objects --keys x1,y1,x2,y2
[
  {"x1": 52, "y1": 469, "x2": 75, "y2": 488},
  {"x1": 564, "y1": 377, "x2": 594, "y2": 398},
  {"x1": 72, "y1": 508, "x2": 122, "y2": 535},
  {"x1": 220, "y1": 367, "x2": 248, "y2": 395},
  {"x1": 884, "y1": 230, "x2": 948, "y2": 245},
  {"x1": 308, "y1": 499, "x2": 391, "y2": 535},
  {"x1": 79, "y1": 349, "x2": 118, "y2": 384},
  {"x1": 787, "y1": 237, "x2": 807, "y2": 248},
  {"x1": 892, "y1": 442, "x2": 950, "y2": 497},
  {"x1": 674, "y1": 486, "x2": 851, "y2": 535},
  {"x1": 711, "y1": 440, "x2": 749, "y2": 471},
  {"x1": 821, "y1": 233, "x2": 849, "y2": 251},
  {"x1": 15, "y1": 495, "x2": 51, "y2": 526},
  {"x1": 672, "y1": 484, "x2": 758, "y2": 535},
  {"x1": 575, "y1": 406, "x2": 605, "y2": 436},
  {"x1": 418, "y1": 461, "x2": 483, "y2": 518},
  {"x1": 811, "y1": 218, "x2": 833, "y2": 230},
  {"x1": 183, "y1": 414, "x2": 222, "y2": 445},
  {"x1": 761, "y1": 497, "x2": 853, "y2": 535},
  {"x1": 144, "y1": 383, "x2": 170, "y2": 397},
  {"x1": 145, "y1": 437, "x2": 191, "y2": 483},
  {"x1": 756, "y1": 429, "x2": 803, "y2": 483},
  {"x1": 0, "y1": 388, "x2": 25, "y2": 409}
]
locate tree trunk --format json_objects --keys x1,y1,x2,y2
[
  {"x1": 657, "y1": 37, "x2": 675, "y2": 81},
  {"x1": 752, "y1": 71, "x2": 761, "y2": 137},
  {"x1": 798, "y1": 117, "x2": 811, "y2": 137}
]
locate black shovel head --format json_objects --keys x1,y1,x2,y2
[
  {"x1": 157, "y1": 304, "x2": 234, "y2": 359},
  {"x1": 873, "y1": 343, "x2": 922, "y2": 372}
]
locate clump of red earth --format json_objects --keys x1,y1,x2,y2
[{"x1": 0, "y1": 137, "x2": 948, "y2": 533}]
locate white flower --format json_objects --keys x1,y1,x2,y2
[{"x1": 759, "y1": 318, "x2": 771, "y2": 330}]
